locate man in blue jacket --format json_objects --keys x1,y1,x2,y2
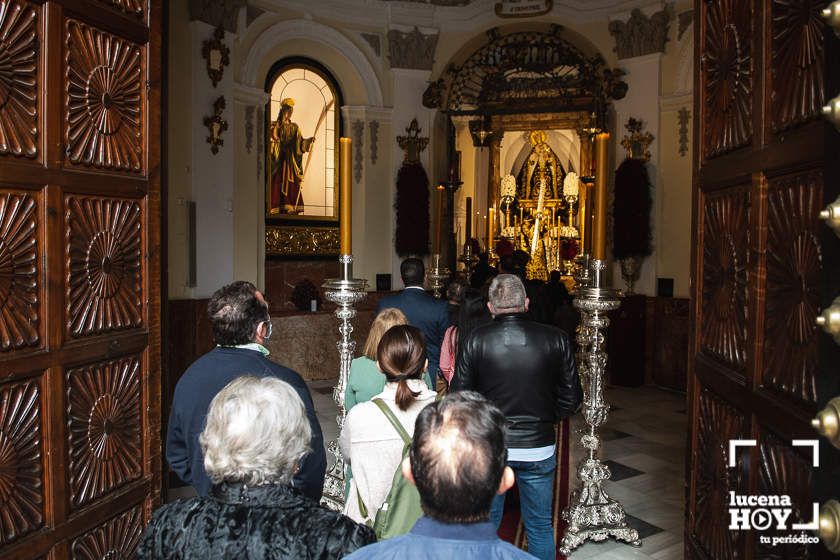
[
  {"x1": 377, "y1": 258, "x2": 450, "y2": 386},
  {"x1": 345, "y1": 391, "x2": 536, "y2": 559},
  {"x1": 166, "y1": 281, "x2": 326, "y2": 500}
]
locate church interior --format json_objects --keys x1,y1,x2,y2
[{"x1": 2, "y1": 0, "x2": 840, "y2": 558}]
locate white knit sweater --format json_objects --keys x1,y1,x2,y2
[{"x1": 339, "y1": 379, "x2": 436, "y2": 523}]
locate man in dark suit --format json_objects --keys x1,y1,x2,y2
[
  {"x1": 166, "y1": 281, "x2": 326, "y2": 500},
  {"x1": 377, "y1": 258, "x2": 450, "y2": 385}
]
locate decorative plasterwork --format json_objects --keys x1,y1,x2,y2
[
  {"x1": 352, "y1": 120, "x2": 364, "y2": 183},
  {"x1": 495, "y1": 0, "x2": 553, "y2": 18},
  {"x1": 244, "y1": 105, "x2": 254, "y2": 154},
  {"x1": 188, "y1": 0, "x2": 245, "y2": 33},
  {"x1": 609, "y1": 6, "x2": 674, "y2": 59},
  {"x1": 678, "y1": 9, "x2": 694, "y2": 40},
  {"x1": 201, "y1": 26, "x2": 230, "y2": 88},
  {"x1": 360, "y1": 33, "x2": 381, "y2": 57},
  {"x1": 677, "y1": 107, "x2": 690, "y2": 157},
  {"x1": 265, "y1": 225, "x2": 339, "y2": 257},
  {"x1": 241, "y1": 19, "x2": 384, "y2": 106},
  {"x1": 369, "y1": 120, "x2": 379, "y2": 164},
  {"x1": 387, "y1": 27, "x2": 438, "y2": 70}
]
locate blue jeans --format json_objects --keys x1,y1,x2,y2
[{"x1": 490, "y1": 453, "x2": 556, "y2": 560}]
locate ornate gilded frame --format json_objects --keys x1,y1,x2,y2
[{"x1": 264, "y1": 58, "x2": 343, "y2": 258}]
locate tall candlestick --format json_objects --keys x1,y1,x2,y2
[
  {"x1": 465, "y1": 197, "x2": 472, "y2": 240},
  {"x1": 488, "y1": 207, "x2": 496, "y2": 246},
  {"x1": 434, "y1": 185, "x2": 444, "y2": 254},
  {"x1": 593, "y1": 132, "x2": 609, "y2": 260},
  {"x1": 340, "y1": 137, "x2": 352, "y2": 255}
]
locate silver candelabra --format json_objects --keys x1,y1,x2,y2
[
  {"x1": 427, "y1": 253, "x2": 450, "y2": 298},
  {"x1": 320, "y1": 254, "x2": 367, "y2": 511},
  {"x1": 560, "y1": 258, "x2": 641, "y2": 554}
]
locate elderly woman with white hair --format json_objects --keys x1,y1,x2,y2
[{"x1": 139, "y1": 376, "x2": 375, "y2": 559}]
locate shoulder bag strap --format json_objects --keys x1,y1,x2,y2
[{"x1": 372, "y1": 398, "x2": 411, "y2": 446}]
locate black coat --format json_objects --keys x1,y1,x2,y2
[
  {"x1": 451, "y1": 312, "x2": 582, "y2": 448},
  {"x1": 138, "y1": 482, "x2": 375, "y2": 559},
  {"x1": 165, "y1": 347, "x2": 326, "y2": 500}
]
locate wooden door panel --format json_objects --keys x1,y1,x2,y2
[
  {"x1": 767, "y1": 1, "x2": 828, "y2": 136},
  {"x1": 66, "y1": 355, "x2": 142, "y2": 511},
  {"x1": 762, "y1": 169, "x2": 822, "y2": 405},
  {"x1": 754, "y1": 430, "x2": 814, "y2": 559},
  {"x1": 0, "y1": 188, "x2": 41, "y2": 353},
  {"x1": 689, "y1": 386, "x2": 748, "y2": 560},
  {"x1": 0, "y1": 376, "x2": 44, "y2": 545},
  {"x1": 700, "y1": 0, "x2": 755, "y2": 161},
  {"x1": 0, "y1": 1, "x2": 160, "y2": 558},
  {"x1": 69, "y1": 504, "x2": 142, "y2": 560},
  {"x1": 64, "y1": 19, "x2": 145, "y2": 175},
  {"x1": 0, "y1": 0, "x2": 40, "y2": 161},
  {"x1": 64, "y1": 195, "x2": 143, "y2": 339},
  {"x1": 699, "y1": 185, "x2": 751, "y2": 372}
]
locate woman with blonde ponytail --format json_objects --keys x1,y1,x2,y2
[{"x1": 339, "y1": 325, "x2": 437, "y2": 524}]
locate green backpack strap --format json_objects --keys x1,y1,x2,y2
[{"x1": 372, "y1": 398, "x2": 411, "y2": 446}]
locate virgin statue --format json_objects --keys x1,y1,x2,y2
[{"x1": 269, "y1": 98, "x2": 315, "y2": 215}]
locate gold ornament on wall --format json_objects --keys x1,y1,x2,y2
[
  {"x1": 620, "y1": 117, "x2": 654, "y2": 161},
  {"x1": 265, "y1": 225, "x2": 340, "y2": 257},
  {"x1": 202, "y1": 26, "x2": 230, "y2": 88},
  {"x1": 203, "y1": 96, "x2": 228, "y2": 154}
]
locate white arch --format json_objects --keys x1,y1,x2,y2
[{"x1": 240, "y1": 19, "x2": 384, "y2": 106}]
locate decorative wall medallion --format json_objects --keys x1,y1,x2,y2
[
  {"x1": 67, "y1": 356, "x2": 142, "y2": 507},
  {"x1": 387, "y1": 27, "x2": 438, "y2": 70},
  {"x1": 702, "y1": 0, "x2": 753, "y2": 158},
  {"x1": 619, "y1": 117, "x2": 654, "y2": 161},
  {"x1": 71, "y1": 505, "x2": 142, "y2": 559},
  {"x1": 700, "y1": 186, "x2": 750, "y2": 370},
  {"x1": 201, "y1": 26, "x2": 229, "y2": 88},
  {"x1": 98, "y1": 0, "x2": 144, "y2": 17},
  {"x1": 691, "y1": 388, "x2": 745, "y2": 559},
  {"x1": 369, "y1": 120, "x2": 379, "y2": 164},
  {"x1": 0, "y1": 379, "x2": 43, "y2": 545},
  {"x1": 609, "y1": 6, "x2": 674, "y2": 59},
  {"x1": 352, "y1": 119, "x2": 364, "y2": 183},
  {"x1": 763, "y1": 171, "x2": 821, "y2": 404},
  {"x1": 66, "y1": 196, "x2": 142, "y2": 337},
  {"x1": 65, "y1": 20, "x2": 143, "y2": 172},
  {"x1": 265, "y1": 225, "x2": 339, "y2": 257},
  {"x1": 770, "y1": 0, "x2": 827, "y2": 132},
  {"x1": 0, "y1": 0, "x2": 38, "y2": 158},
  {"x1": 0, "y1": 191, "x2": 38, "y2": 351},
  {"x1": 397, "y1": 118, "x2": 428, "y2": 164},
  {"x1": 203, "y1": 96, "x2": 227, "y2": 155},
  {"x1": 244, "y1": 105, "x2": 254, "y2": 154},
  {"x1": 678, "y1": 107, "x2": 691, "y2": 157},
  {"x1": 757, "y1": 432, "x2": 813, "y2": 559}
]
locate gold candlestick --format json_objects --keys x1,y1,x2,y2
[
  {"x1": 593, "y1": 133, "x2": 609, "y2": 260},
  {"x1": 339, "y1": 138, "x2": 352, "y2": 256}
]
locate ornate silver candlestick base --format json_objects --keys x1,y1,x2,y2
[
  {"x1": 559, "y1": 258, "x2": 641, "y2": 555},
  {"x1": 320, "y1": 254, "x2": 367, "y2": 511},
  {"x1": 427, "y1": 254, "x2": 450, "y2": 298}
]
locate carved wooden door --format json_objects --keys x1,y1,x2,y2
[
  {"x1": 0, "y1": 1, "x2": 161, "y2": 559},
  {"x1": 689, "y1": 1, "x2": 840, "y2": 558}
]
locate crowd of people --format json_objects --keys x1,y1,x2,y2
[{"x1": 141, "y1": 257, "x2": 582, "y2": 559}]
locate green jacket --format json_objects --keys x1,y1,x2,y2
[{"x1": 345, "y1": 357, "x2": 433, "y2": 412}]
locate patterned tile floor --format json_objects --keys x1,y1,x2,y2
[{"x1": 310, "y1": 381, "x2": 687, "y2": 559}]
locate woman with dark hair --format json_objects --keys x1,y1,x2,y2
[
  {"x1": 438, "y1": 288, "x2": 493, "y2": 385},
  {"x1": 339, "y1": 325, "x2": 436, "y2": 525}
]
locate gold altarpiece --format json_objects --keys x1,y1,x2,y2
[{"x1": 481, "y1": 111, "x2": 595, "y2": 283}]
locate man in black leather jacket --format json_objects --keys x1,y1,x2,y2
[{"x1": 450, "y1": 274, "x2": 581, "y2": 560}]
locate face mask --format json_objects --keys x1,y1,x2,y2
[{"x1": 261, "y1": 318, "x2": 273, "y2": 341}]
